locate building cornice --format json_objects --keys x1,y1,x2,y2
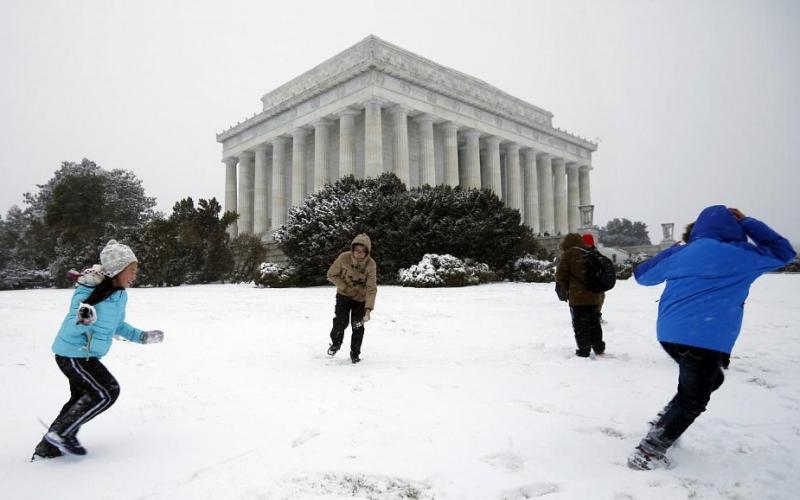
[{"x1": 216, "y1": 35, "x2": 596, "y2": 151}]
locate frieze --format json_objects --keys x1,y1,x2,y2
[{"x1": 218, "y1": 36, "x2": 596, "y2": 152}]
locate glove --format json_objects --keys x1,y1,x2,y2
[
  {"x1": 76, "y1": 303, "x2": 97, "y2": 325},
  {"x1": 363, "y1": 309, "x2": 371, "y2": 323},
  {"x1": 140, "y1": 330, "x2": 164, "y2": 344}
]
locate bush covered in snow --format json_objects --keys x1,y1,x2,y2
[
  {"x1": 511, "y1": 254, "x2": 556, "y2": 282},
  {"x1": 254, "y1": 262, "x2": 298, "y2": 288},
  {"x1": 276, "y1": 173, "x2": 539, "y2": 286},
  {"x1": 615, "y1": 252, "x2": 649, "y2": 280},
  {"x1": 0, "y1": 264, "x2": 51, "y2": 290},
  {"x1": 397, "y1": 254, "x2": 495, "y2": 287}
]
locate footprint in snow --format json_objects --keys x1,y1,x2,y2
[
  {"x1": 498, "y1": 482, "x2": 559, "y2": 499},
  {"x1": 291, "y1": 429, "x2": 320, "y2": 448},
  {"x1": 483, "y1": 452, "x2": 524, "y2": 472}
]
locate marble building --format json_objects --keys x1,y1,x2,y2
[{"x1": 216, "y1": 35, "x2": 597, "y2": 239}]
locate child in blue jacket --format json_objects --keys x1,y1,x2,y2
[
  {"x1": 627, "y1": 206, "x2": 795, "y2": 470},
  {"x1": 32, "y1": 240, "x2": 164, "y2": 460}
]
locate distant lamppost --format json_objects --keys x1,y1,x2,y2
[
  {"x1": 578, "y1": 204, "x2": 594, "y2": 229},
  {"x1": 661, "y1": 222, "x2": 675, "y2": 243}
]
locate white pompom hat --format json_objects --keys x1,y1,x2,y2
[{"x1": 100, "y1": 240, "x2": 138, "y2": 277}]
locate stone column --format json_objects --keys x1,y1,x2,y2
[
  {"x1": 271, "y1": 137, "x2": 289, "y2": 229},
  {"x1": 566, "y1": 162, "x2": 581, "y2": 232},
  {"x1": 223, "y1": 157, "x2": 238, "y2": 238},
  {"x1": 313, "y1": 119, "x2": 330, "y2": 192},
  {"x1": 463, "y1": 129, "x2": 481, "y2": 189},
  {"x1": 522, "y1": 149, "x2": 539, "y2": 233},
  {"x1": 291, "y1": 128, "x2": 308, "y2": 207},
  {"x1": 579, "y1": 165, "x2": 592, "y2": 206},
  {"x1": 364, "y1": 100, "x2": 383, "y2": 178},
  {"x1": 416, "y1": 113, "x2": 436, "y2": 186},
  {"x1": 486, "y1": 136, "x2": 502, "y2": 198},
  {"x1": 338, "y1": 109, "x2": 358, "y2": 178},
  {"x1": 254, "y1": 145, "x2": 270, "y2": 235},
  {"x1": 552, "y1": 157, "x2": 568, "y2": 235},
  {"x1": 390, "y1": 105, "x2": 410, "y2": 186},
  {"x1": 238, "y1": 151, "x2": 255, "y2": 235},
  {"x1": 442, "y1": 122, "x2": 459, "y2": 186},
  {"x1": 505, "y1": 142, "x2": 522, "y2": 217},
  {"x1": 537, "y1": 153, "x2": 555, "y2": 235}
]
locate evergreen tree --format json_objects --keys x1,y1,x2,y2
[
  {"x1": 136, "y1": 197, "x2": 236, "y2": 285},
  {"x1": 0, "y1": 159, "x2": 156, "y2": 287},
  {"x1": 599, "y1": 218, "x2": 652, "y2": 247}
]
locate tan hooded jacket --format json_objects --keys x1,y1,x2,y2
[
  {"x1": 555, "y1": 233, "x2": 604, "y2": 307},
  {"x1": 326, "y1": 234, "x2": 378, "y2": 310}
]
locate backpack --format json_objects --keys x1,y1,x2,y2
[{"x1": 578, "y1": 247, "x2": 617, "y2": 293}]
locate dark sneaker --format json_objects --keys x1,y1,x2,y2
[
  {"x1": 31, "y1": 438, "x2": 63, "y2": 461},
  {"x1": 575, "y1": 349, "x2": 591, "y2": 358},
  {"x1": 327, "y1": 343, "x2": 341, "y2": 356},
  {"x1": 627, "y1": 445, "x2": 670, "y2": 470},
  {"x1": 350, "y1": 353, "x2": 361, "y2": 364},
  {"x1": 44, "y1": 431, "x2": 87, "y2": 456}
]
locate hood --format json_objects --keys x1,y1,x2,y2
[
  {"x1": 560, "y1": 233, "x2": 587, "y2": 252},
  {"x1": 690, "y1": 205, "x2": 746, "y2": 243},
  {"x1": 352, "y1": 233, "x2": 372, "y2": 255}
]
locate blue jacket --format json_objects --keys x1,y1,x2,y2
[
  {"x1": 52, "y1": 285, "x2": 143, "y2": 358},
  {"x1": 634, "y1": 205, "x2": 796, "y2": 353}
]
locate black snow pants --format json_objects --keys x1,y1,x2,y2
[
  {"x1": 329, "y1": 293, "x2": 366, "y2": 356},
  {"x1": 36, "y1": 355, "x2": 121, "y2": 453},
  {"x1": 641, "y1": 342, "x2": 725, "y2": 454},
  {"x1": 569, "y1": 305, "x2": 604, "y2": 356}
]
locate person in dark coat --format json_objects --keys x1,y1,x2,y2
[
  {"x1": 627, "y1": 206, "x2": 796, "y2": 470},
  {"x1": 555, "y1": 233, "x2": 605, "y2": 357}
]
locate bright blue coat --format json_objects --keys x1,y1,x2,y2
[
  {"x1": 52, "y1": 285, "x2": 143, "y2": 358},
  {"x1": 634, "y1": 205, "x2": 796, "y2": 354}
]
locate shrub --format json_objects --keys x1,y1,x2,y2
[
  {"x1": 0, "y1": 264, "x2": 51, "y2": 290},
  {"x1": 615, "y1": 252, "x2": 649, "y2": 280},
  {"x1": 276, "y1": 173, "x2": 537, "y2": 285},
  {"x1": 397, "y1": 254, "x2": 494, "y2": 287},
  {"x1": 511, "y1": 254, "x2": 556, "y2": 282},
  {"x1": 254, "y1": 262, "x2": 299, "y2": 288},
  {"x1": 228, "y1": 234, "x2": 267, "y2": 283}
]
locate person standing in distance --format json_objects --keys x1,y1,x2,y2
[{"x1": 325, "y1": 234, "x2": 377, "y2": 364}]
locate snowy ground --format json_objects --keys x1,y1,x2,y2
[{"x1": 1, "y1": 275, "x2": 798, "y2": 500}]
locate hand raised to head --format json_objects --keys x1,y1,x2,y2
[{"x1": 728, "y1": 208, "x2": 745, "y2": 221}]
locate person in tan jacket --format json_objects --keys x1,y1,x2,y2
[
  {"x1": 325, "y1": 233, "x2": 377, "y2": 364},
  {"x1": 556, "y1": 233, "x2": 605, "y2": 357}
]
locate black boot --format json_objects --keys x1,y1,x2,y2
[
  {"x1": 350, "y1": 352, "x2": 361, "y2": 364},
  {"x1": 327, "y1": 343, "x2": 341, "y2": 356}
]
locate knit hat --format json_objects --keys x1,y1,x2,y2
[
  {"x1": 99, "y1": 240, "x2": 138, "y2": 277},
  {"x1": 581, "y1": 234, "x2": 595, "y2": 247}
]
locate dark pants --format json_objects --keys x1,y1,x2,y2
[
  {"x1": 330, "y1": 293, "x2": 366, "y2": 356},
  {"x1": 642, "y1": 342, "x2": 725, "y2": 454},
  {"x1": 570, "y1": 305, "x2": 604, "y2": 356},
  {"x1": 35, "y1": 355, "x2": 120, "y2": 455}
]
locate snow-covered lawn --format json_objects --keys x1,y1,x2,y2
[{"x1": 1, "y1": 276, "x2": 798, "y2": 499}]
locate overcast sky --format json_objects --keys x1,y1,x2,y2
[{"x1": 1, "y1": 0, "x2": 798, "y2": 245}]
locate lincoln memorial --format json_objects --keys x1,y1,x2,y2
[{"x1": 217, "y1": 35, "x2": 597, "y2": 239}]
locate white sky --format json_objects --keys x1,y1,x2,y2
[{"x1": 1, "y1": 0, "x2": 798, "y2": 244}]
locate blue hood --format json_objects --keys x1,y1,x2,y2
[{"x1": 690, "y1": 205, "x2": 746, "y2": 243}]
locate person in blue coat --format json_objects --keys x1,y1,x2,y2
[
  {"x1": 627, "y1": 206, "x2": 795, "y2": 470},
  {"x1": 32, "y1": 240, "x2": 165, "y2": 460}
]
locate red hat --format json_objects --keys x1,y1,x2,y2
[{"x1": 581, "y1": 234, "x2": 595, "y2": 247}]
